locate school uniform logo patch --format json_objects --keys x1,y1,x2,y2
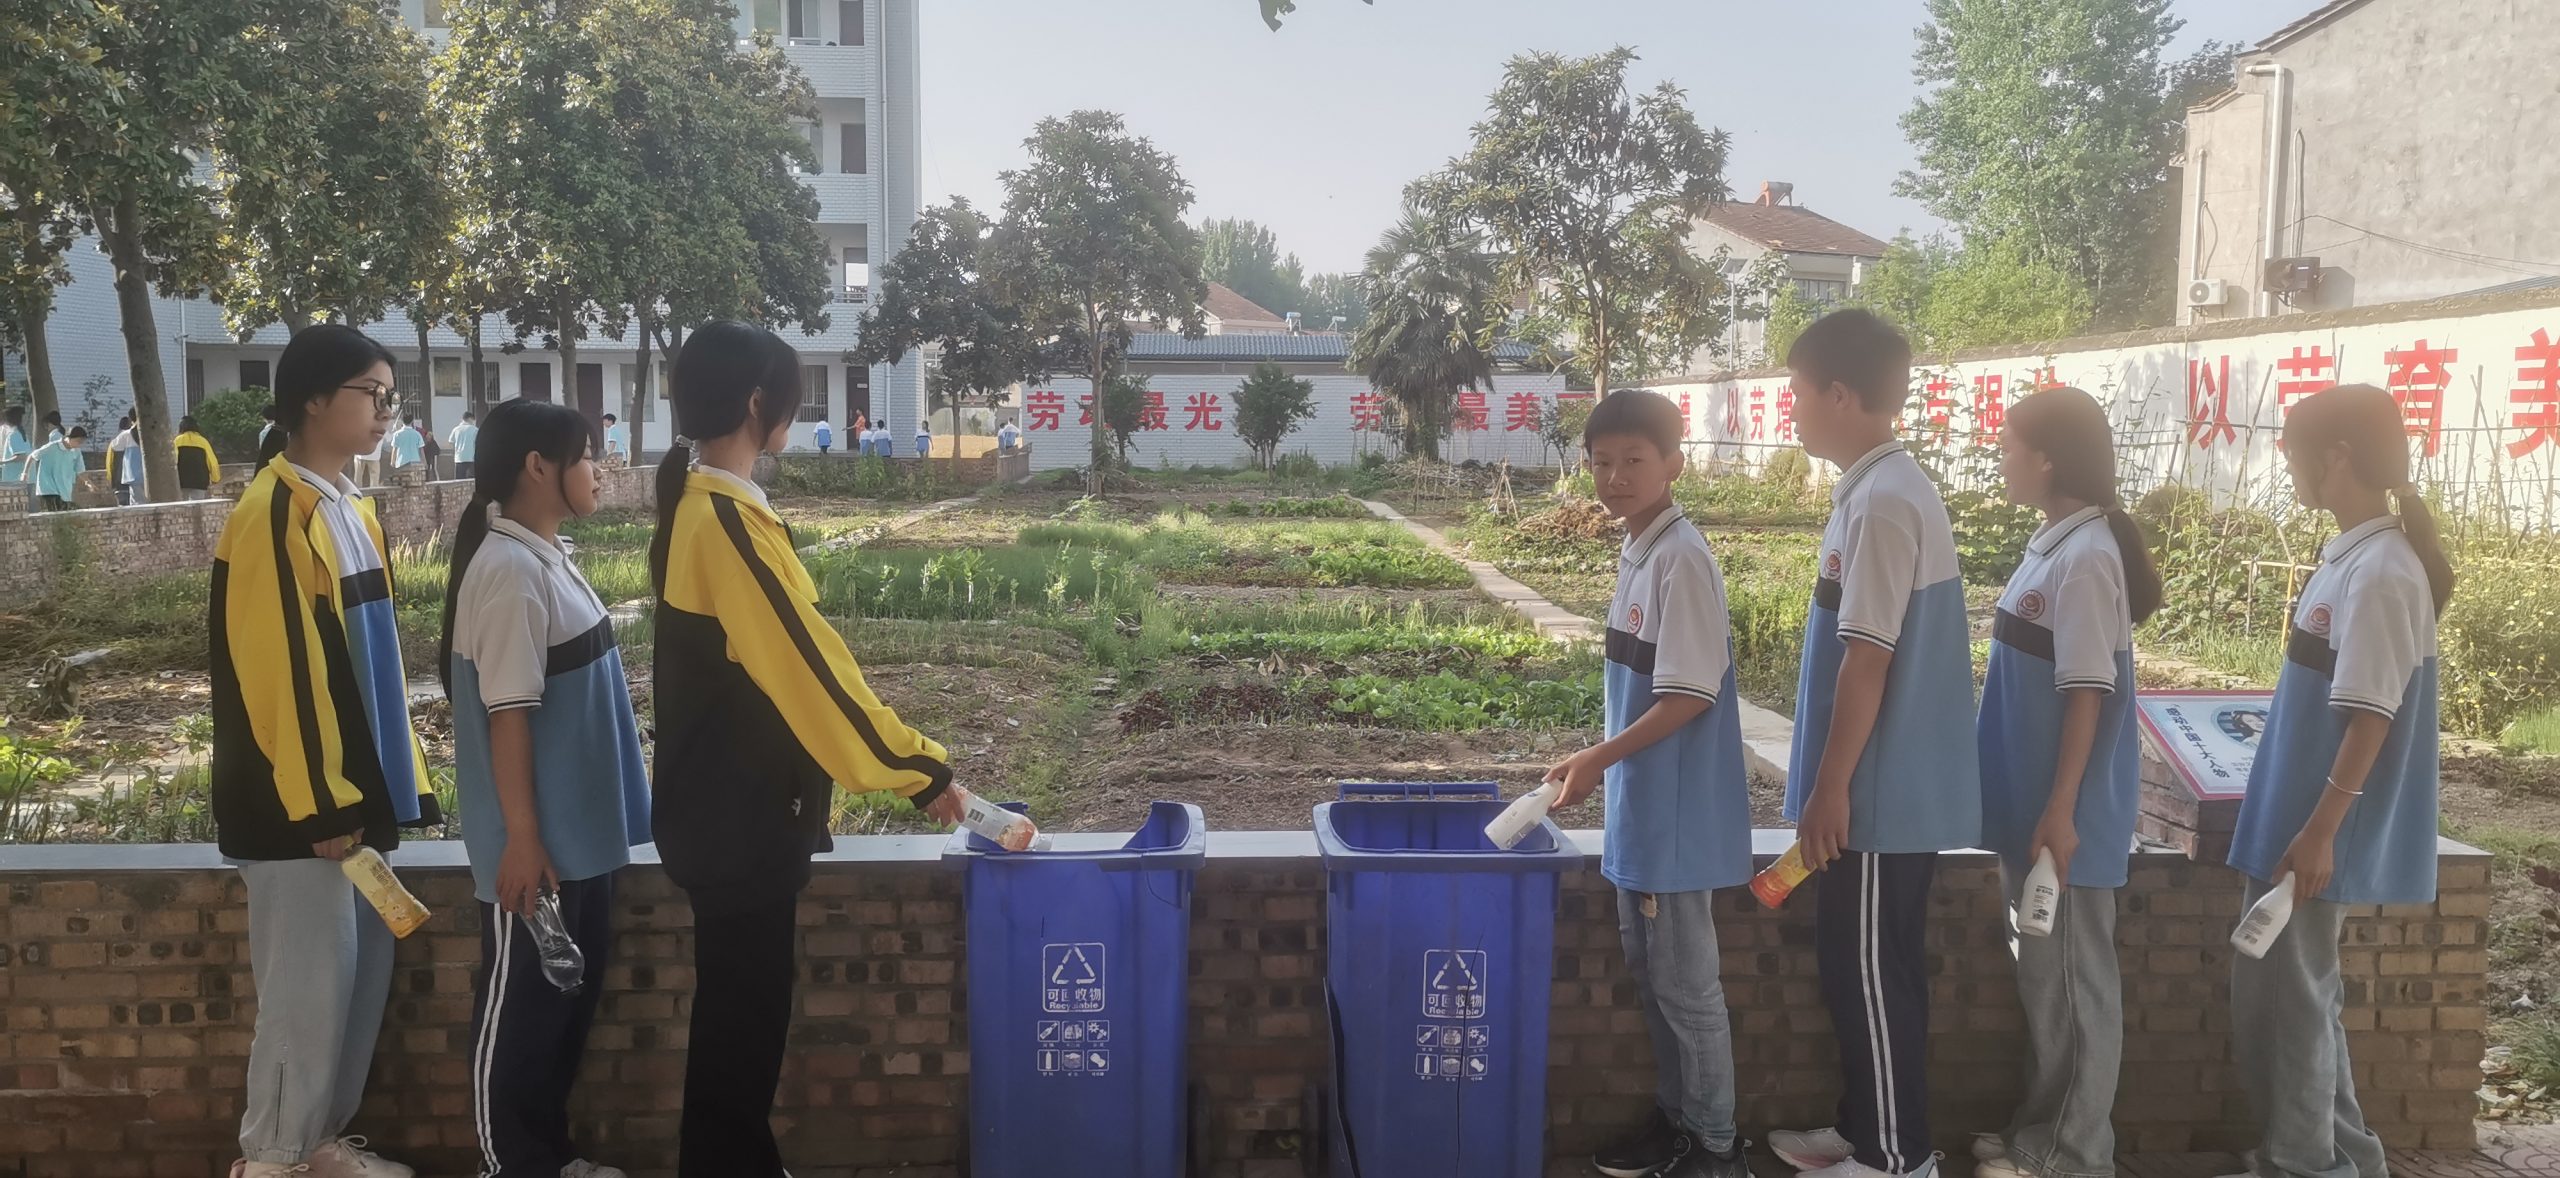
[
  {"x1": 2017, "y1": 589, "x2": 2046, "y2": 621},
  {"x1": 1823, "y1": 550, "x2": 1842, "y2": 579},
  {"x1": 2306, "y1": 603, "x2": 2333, "y2": 636},
  {"x1": 1626, "y1": 603, "x2": 1643, "y2": 633}
]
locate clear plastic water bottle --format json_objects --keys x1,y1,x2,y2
[{"x1": 527, "y1": 891, "x2": 586, "y2": 994}]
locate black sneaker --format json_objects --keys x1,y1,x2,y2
[
  {"x1": 1662, "y1": 1137, "x2": 1750, "y2": 1178},
  {"x1": 1593, "y1": 1107, "x2": 1681, "y2": 1178}
]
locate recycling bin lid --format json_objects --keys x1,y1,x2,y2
[
  {"x1": 1312, "y1": 799, "x2": 1582, "y2": 873},
  {"x1": 940, "y1": 799, "x2": 1206, "y2": 871}
]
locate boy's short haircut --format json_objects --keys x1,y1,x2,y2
[
  {"x1": 1582, "y1": 389, "x2": 1686, "y2": 458},
  {"x1": 67, "y1": 427, "x2": 87, "y2": 439},
  {"x1": 1786, "y1": 308, "x2": 1914, "y2": 415}
]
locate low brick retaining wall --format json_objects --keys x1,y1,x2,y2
[
  {"x1": 0, "y1": 832, "x2": 2489, "y2": 1177},
  {"x1": 0, "y1": 465, "x2": 656, "y2": 598}
]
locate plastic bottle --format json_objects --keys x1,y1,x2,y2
[
  {"x1": 339, "y1": 847, "x2": 431, "y2": 939},
  {"x1": 959, "y1": 793, "x2": 1043, "y2": 853},
  {"x1": 1749, "y1": 843, "x2": 1813, "y2": 908},
  {"x1": 2017, "y1": 849, "x2": 2063, "y2": 938},
  {"x1": 527, "y1": 891, "x2": 586, "y2": 994},
  {"x1": 2231, "y1": 873, "x2": 2299, "y2": 959},
  {"x1": 1483, "y1": 783, "x2": 1559, "y2": 849}
]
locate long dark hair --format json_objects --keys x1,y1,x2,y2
[
  {"x1": 650, "y1": 321, "x2": 802, "y2": 594},
  {"x1": 262, "y1": 325, "x2": 396, "y2": 464},
  {"x1": 2284, "y1": 383, "x2": 2456, "y2": 614},
  {"x1": 437, "y1": 399, "x2": 596, "y2": 694},
  {"x1": 2007, "y1": 386, "x2": 2165, "y2": 624}
]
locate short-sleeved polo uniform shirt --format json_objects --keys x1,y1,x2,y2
[{"x1": 1602, "y1": 505, "x2": 1753, "y2": 894}]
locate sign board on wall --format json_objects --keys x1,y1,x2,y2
[
  {"x1": 2133, "y1": 690, "x2": 2272, "y2": 803},
  {"x1": 1649, "y1": 297, "x2": 2560, "y2": 522}
]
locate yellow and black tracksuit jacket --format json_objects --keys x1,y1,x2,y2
[
  {"x1": 653, "y1": 470, "x2": 952, "y2": 910},
  {"x1": 175, "y1": 432, "x2": 218, "y2": 491},
  {"x1": 210, "y1": 458, "x2": 439, "y2": 860}
]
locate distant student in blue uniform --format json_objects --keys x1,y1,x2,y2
[
  {"x1": 1769, "y1": 309, "x2": 1978, "y2": 1178},
  {"x1": 440, "y1": 398, "x2": 647, "y2": 1178},
  {"x1": 391, "y1": 414, "x2": 424, "y2": 470},
  {"x1": 1547, "y1": 389, "x2": 1751, "y2": 1178},
  {"x1": 2226, "y1": 384, "x2": 2453, "y2": 1178},
  {"x1": 1973, "y1": 388, "x2": 2165, "y2": 1178},
  {"x1": 812, "y1": 418, "x2": 832, "y2": 456},
  {"x1": 30, "y1": 427, "x2": 85, "y2": 511},
  {"x1": 600, "y1": 413, "x2": 627, "y2": 465},
  {"x1": 914, "y1": 421, "x2": 931, "y2": 459},
  {"x1": 0, "y1": 407, "x2": 31, "y2": 484}
]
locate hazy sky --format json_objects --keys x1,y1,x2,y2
[{"x1": 915, "y1": 0, "x2": 2310, "y2": 279}]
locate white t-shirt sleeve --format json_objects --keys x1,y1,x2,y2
[
  {"x1": 454, "y1": 552, "x2": 549, "y2": 712},
  {"x1": 2050, "y1": 556, "x2": 2125, "y2": 694},
  {"x1": 1835, "y1": 508, "x2": 1921, "y2": 651},
  {"x1": 2329, "y1": 567, "x2": 2429, "y2": 718},
  {"x1": 1650, "y1": 547, "x2": 1731, "y2": 704}
]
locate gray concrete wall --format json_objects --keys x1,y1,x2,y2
[{"x1": 2181, "y1": 0, "x2": 2559, "y2": 322}]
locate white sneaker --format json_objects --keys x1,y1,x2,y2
[
  {"x1": 1801, "y1": 1154, "x2": 1939, "y2": 1178},
  {"x1": 307, "y1": 1137, "x2": 413, "y2": 1178},
  {"x1": 561, "y1": 1163, "x2": 630, "y2": 1178},
  {"x1": 1975, "y1": 1157, "x2": 2033, "y2": 1178},
  {"x1": 234, "y1": 1163, "x2": 314, "y2": 1178},
  {"x1": 1770, "y1": 1128, "x2": 1858, "y2": 1171},
  {"x1": 1972, "y1": 1133, "x2": 2009, "y2": 1164}
]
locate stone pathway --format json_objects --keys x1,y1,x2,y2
[{"x1": 1361, "y1": 497, "x2": 1797, "y2": 783}]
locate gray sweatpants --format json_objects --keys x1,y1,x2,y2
[
  {"x1": 1998, "y1": 864, "x2": 2124, "y2": 1178},
  {"x1": 238, "y1": 857, "x2": 396, "y2": 1165},
  {"x1": 1617, "y1": 887, "x2": 1739, "y2": 1151},
  {"x1": 2231, "y1": 877, "x2": 2388, "y2": 1178}
]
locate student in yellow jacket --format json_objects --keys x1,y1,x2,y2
[
  {"x1": 210, "y1": 324, "x2": 434, "y2": 1178},
  {"x1": 649, "y1": 320, "x2": 974, "y2": 1178},
  {"x1": 175, "y1": 415, "x2": 219, "y2": 500}
]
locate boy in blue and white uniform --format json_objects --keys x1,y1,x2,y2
[
  {"x1": 2225, "y1": 384, "x2": 2450, "y2": 1178},
  {"x1": 1770, "y1": 309, "x2": 1978, "y2": 1178},
  {"x1": 1547, "y1": 389, "x2": 1751, "y2": 1178}
]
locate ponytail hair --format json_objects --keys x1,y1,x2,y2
[
  {"x1": 2284, "y1": 383, "x2": 2456, "y2": 614},
  {"x1": 2007, "y1": 386, "x2": 2164, "y2": 624},
  {"x1": 649, "y1": 320, "x2": 803, "y2": 594},
  {"x1": 265, "y1": 324, "x2": 395, "y2": 466},
  {"x1": 437, "y1": 399, "x2": 596, "y2": 694}
]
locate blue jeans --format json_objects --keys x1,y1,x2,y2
[
  {"x1": 2232, "y1": 878, "x2": 2386, "y2": 1178},
  {"x1": 1617, "y1": 887, "x2": 1739, "y2": 1150}
]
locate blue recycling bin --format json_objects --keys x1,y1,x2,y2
[
  {"x1": 944, "y1": 801, "x2": 1208, "y2": 1177},
  {"x1": 1313, "y1": 796, "x2": 1582, "y2": 1177}
]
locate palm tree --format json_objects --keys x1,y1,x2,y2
[{"x1": 1346, "y1": 205, "x2": 1499, "y2": 461}]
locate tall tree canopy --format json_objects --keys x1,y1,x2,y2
[
  {"x1": 1428, "y1": 47, "x2": 1732, "y2": 394},
  {"x1": 1898, "y1": 0, "x2": 2233, "y2": 328},
  {"x1": 1199, "y1": 217, "x2": 1306, "y2": 321},
  {"x1": 853, "y1": 197, "x2": 1048, "y2": 463},
  {"x1": 985, "y1": 110, "x2": 1205, "y2": 489},
  {"x1": 1347, "y1": 204, "x2": 1497, "y2": 460}
]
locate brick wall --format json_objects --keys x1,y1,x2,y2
[
  {"x1": 0, "y1": 465, "x2": 656, "y2": 598},
  {"x1": 0, "y1": 839, "x2": 2488, "y2": 1177}
]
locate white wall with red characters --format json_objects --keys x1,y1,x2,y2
[
  {"x1": 1022, "y1": 371, "x2": 1574, "y2": 472},
  {"x1": 1648, "y1": 297, "x2": 2560, "y2": 522}
]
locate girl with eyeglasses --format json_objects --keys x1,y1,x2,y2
[{"x1": 214, "y1": 324, "x2": 436, "y2": 1178}]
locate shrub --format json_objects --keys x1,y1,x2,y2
[
  {"x1": 767, "y1": 455, "x2": 962, "y2": 501},
  {"x1": 193, "y1": 388, "x2": 272, "y2": 464}
]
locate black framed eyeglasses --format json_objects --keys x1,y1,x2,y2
[{"x1": 337, "y1": 381, "x2": 396, "y2": 414}]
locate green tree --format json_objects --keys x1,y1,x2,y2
[
  {"x1": 1258, "y1": 0, "x2": 1371, "y2": 29},
  {"x1": 1231, "y1": 361, "x2": 1316, "y2": 469},
  {"x1": 1430, "y1": 48, "x2": 1731, "y2": 394},
  {"x1": 1347, "y1": 204, "x2": 1497, "y2": 461},
  {"x1": 1846, "y1": 232, "x2": 1950, "y2": 344},
  {"x1": 1898, "y1": 0, "x2": 2232, "y2": 328},
  {"x1": 1760, "y1": 284, "x2": 1822, "y2": 370},
  {"x1": 853, "y1": 199, "x2": 1049, "y2": 472},
  {"x1": 1916, "y1": 237, "x2": 2092, "y2": 350},
  {"x1": 1297, "y1": 271, "x2": 1368, "y2": 333},
  {"x1": 984, "y1": 110, "x2": 1206, "y2": 490},
  {"x1": 213, "y1": 0, "x2": 441, "y2": 337},
  {"x1": 1199, "y1": 218, "x2": 1306, "y2": 321},
  {"x1": 1096, "y1": 370, "x2": 1150, "y2": 463}
]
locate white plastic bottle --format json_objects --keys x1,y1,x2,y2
[
  {"x1": 2231, "y1": 873, "x2": 2299, "y2": 959},
  {"x1": 2016, "y1": 849, "x2": 2062, "y2": 938},
  {"x1": 959, "y1": 793, "x2": 1046, "y2": 853},
  {"x1": 1483, "y1": 783, "x2": 1559, "y2": 849}
]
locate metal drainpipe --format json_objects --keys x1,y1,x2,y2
[{"x1": 2244, "y1": 61, "x2": 2293, "y2": 317}]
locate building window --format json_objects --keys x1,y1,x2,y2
[
  {"x1": 394, "y1": 361, "x2": 426, "y2": 409},
  {"x1": 752, "y1": 0, "x2": 781, "y2": 34},
  {"x1": 840, "y1": 121, "x2": 866, "y2": 175},
  {"x1": 840, "y1": 0, "x2": 862, "y2": 44},
  {"x1": 521, "y1": 361, "x2": 552, "y2": 401},
  {"x1": 1791, "y1": 277, "x2": 1849, "y2": 305},
  {"x1": 844, "y1": 231, "x2": 870, "y2": 296},
  {"x1": 848, "y1": 364, "x2": 871, "y2": 423},
  {"x1": 786, "y1": 0, "x2": 811, "y2": 38},
  {"x1": 432, "y1": 357, "x2": 464, "y2": 399},
  {"x1": 797, "y1": 121, "x2": 823, "y2": 172},
  {"x1": 186, "y1": 359, "x2": 205, "y2": 410},
  {"x1": 240, "y1": 359, "x2": 271, "y2": 391},
  {"x1": 618, "y1": 362, "x2": 667, "y2": 423},
  {"x1": 799, "y1": 365, "x2": 831, "y2": 422},
  {"x1": 472, "y1": 361, "x2": 500, "y2": 404}
]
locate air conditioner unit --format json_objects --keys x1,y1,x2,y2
[{"x1": 2185, "y1": 278, "x2": 2231, "y2": 308}]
